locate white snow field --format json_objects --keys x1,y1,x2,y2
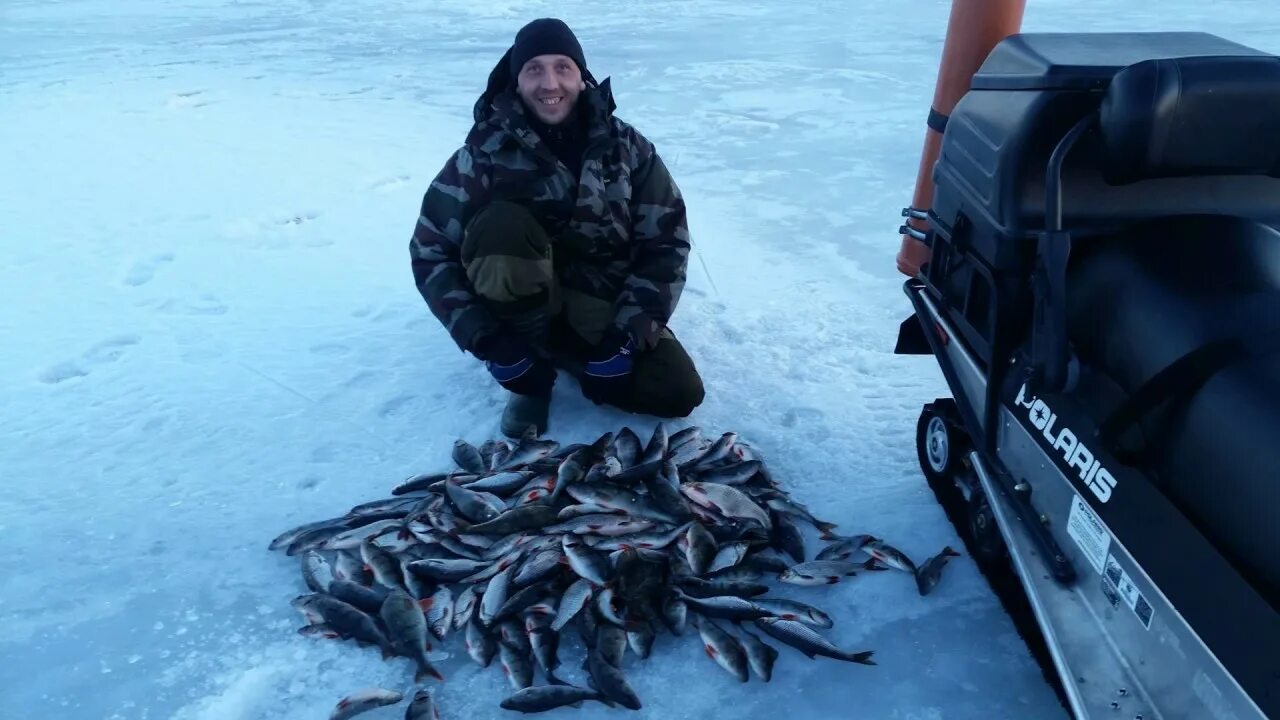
[{"x1": 3, "y1": 1, "x2": 1278, "y2": 718}]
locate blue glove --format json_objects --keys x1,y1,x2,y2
[
  {"x1": 476, "y1": 334, "x2": 555, "y2": 396},
  {"x1": 580, "y1": 327, "x2": 634, "y2": 405}
]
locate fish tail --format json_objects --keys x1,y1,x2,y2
[
  {"x1": 915, "y1": 575, "x2": 932, "y2": 597},
  {"x1": 417, "y1": 664, "x2": 445, "y2": 683},
  {"x1": 845, "y1": 650, "x2": 876, "y2": 666}
]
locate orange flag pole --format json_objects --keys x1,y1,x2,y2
[{"x1": 897, "y1": 0, "x2": 1027, "y2": 277}]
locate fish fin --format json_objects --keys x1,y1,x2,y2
[
  {"x1": 862, "y1": 559, "x2": 889, "y2": 571},
  {"x1": 943, "y1": 546, "x2": 962, "y2": 557},
  {"x1": 816, "y1": 522, "x2": 840, "y2": 539}
]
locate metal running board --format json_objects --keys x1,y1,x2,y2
[{"x1": 968, "y1": 450, "x2": 1157, "y2": 720}]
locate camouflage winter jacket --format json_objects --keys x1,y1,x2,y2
[{"x1": 409, "y1": 74, "x2": 690, "y2": 356}]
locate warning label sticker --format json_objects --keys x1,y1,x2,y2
[
  {"x1": 1067, "y1": 495, "x2": 1110, "y2": 575},
  {"x1": 1104, "y1": 554, "x2": 1155, "y2": 630}
]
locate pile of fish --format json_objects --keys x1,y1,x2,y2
[{"x1": 270, "y1": 425, "x2": 961, "y2": 717}]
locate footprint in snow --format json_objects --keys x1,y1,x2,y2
[
  {"x1": 38, "y1": 335, "x2": 141, "y2": 384},
  {"x1": 342, "y1": 371, "x2": 378, "y2": 390},
  {"x1": 154, "y1": 295, "x2": 228, "y2": 316},
  {"x1": 402, "y1": 315, "x2": 432, "y2": 332},
  {"x1": 82, "y1": 335, "x2": 142, "y2": 363},
  {"x1": 38, "y1": 362, "x2": 90, "y2": 385},
  {"x1": 166, "y1": 90, "x2": 209, "y2": 109},
  {"x1": 780, "y1": 406, "x2": 825, "y2": 428},
  {"x1": 780, "y1": 406, "x2": 836, "y2": 443},
  {"x1": 371, "y1": 306, "x2": 402, "y2": 323},
  {"x1": 378, "y1": 394, "x2": 419, "y2": 419},
  {"x1": 369, "y1": 175, "x2": 411, "y2": 193},
  {"x1": 123, "y1": 252, "x2": 175, "y2": 287},
  {"x1": 280, "y1": 212, "x2": 320, "y2": 226},
  {"x1": 717, "y1": 321, "x2": 746, "y2": 346}
]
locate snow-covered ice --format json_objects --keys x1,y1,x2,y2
[{"x1": 4, "y1": 0, "x2": 1278, "y2": 718}]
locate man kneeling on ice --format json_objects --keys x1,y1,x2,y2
[{"x1": 409, "y1": 18, "x2": 705, "y2": 438}]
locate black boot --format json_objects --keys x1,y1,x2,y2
[{"x1": 502, "y1": 391, "x2": 551, "y2": 439}]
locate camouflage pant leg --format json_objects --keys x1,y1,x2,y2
[
  {"x1": 558, "y1": 291, "x2": 706, "y2": 419},
  {"x1": 461, "y1": 201, "x2": 560, "y2": 350},
  {"x1": 557, "y1": 287, "x2": 612, "y2": 348},
  {"x1": 627, "y1": 328, "x2": 705, "y2": 417}
]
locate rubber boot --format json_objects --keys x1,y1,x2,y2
[{"x1": 501, "y1": 391, "x2": 551, "y2": 439}]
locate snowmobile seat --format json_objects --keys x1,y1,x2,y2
[
  {"x1": 1062, "y1": 58, "x2": 1280, "y2": 604},
  {"x1": 919, "y1": 32, "x2": 1280, "y2": 368},
  {"x1": 1097, "y1": 55, "x2": 1280, "y2": 185},
  {"x1": 916, "y1": 34, "x2": 1280, "y2": 603},
  {"x1": 1065, "y1": 214, "x2": 1280, "y2": 604},
  {"x1": 1027, "y1": 55, "x2": 1280, "y2": 392}
]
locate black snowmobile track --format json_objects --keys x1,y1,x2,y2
[{"x1": 919, "y1": 442, "x2": 1071, "y2": 713}]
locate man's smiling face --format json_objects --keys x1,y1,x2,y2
[{"x1": 516, "y1": 54, "x2": 585, "y2": 125}]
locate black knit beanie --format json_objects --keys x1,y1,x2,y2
[{"x1": 508, "y1": 18, "x2": 588, "y2": 78}]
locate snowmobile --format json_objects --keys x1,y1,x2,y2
[{"x1": 894, "y1": 31, "x2": 1280, "y2": 720}]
